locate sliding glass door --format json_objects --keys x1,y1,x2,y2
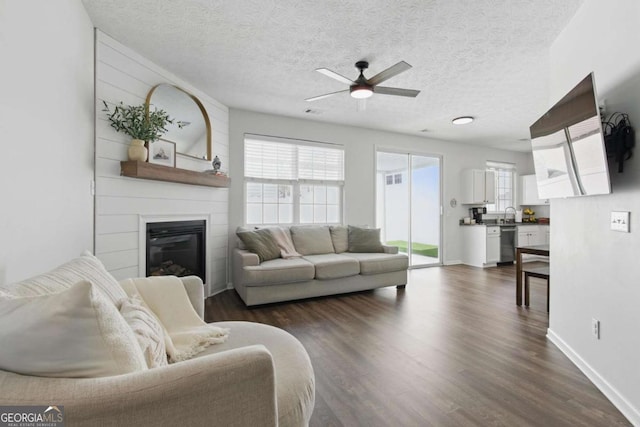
[{"x1": 376, "y1": 151, "x2": 441, "y2": 267}]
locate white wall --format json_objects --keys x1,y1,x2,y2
[
  {"x1": 94, "y1": 31, "x2": 229, "y2": 296},
  {"x1": 229, "y1": 109, "x2": 532, "y2": 269},
  {"x1": 547, "y1": 0, "x2": 640, "y2": 423},
  {"x1": 0, "y1": 0, "x2": 94, "y2": 284}
]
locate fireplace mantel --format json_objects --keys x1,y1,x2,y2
[{"x1": 121, "y1": 161, "x2": 229, "y2": 188}]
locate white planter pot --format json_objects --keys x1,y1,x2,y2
[{"x1": 128, "y1": 139, "x2": 148, "y2": 161}]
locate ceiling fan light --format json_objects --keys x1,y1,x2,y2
[
  {"x1": 350, "y1": 86, "x2": 373, "y2": 99},
  {"x1": 452, "y1": 116, "x2": 474, "y2": 125}
]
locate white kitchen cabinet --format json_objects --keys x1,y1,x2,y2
[
  {"x1": 517, "y1": 225, "x2": 543, "y2": 246},
  {"x1": 486, "y1": 226, "x2": 501, "y2": 263},
  {"x1": 517, "y1": 225, "x2": 549, "y2": 262},
  {"x1": 461, "y1": 169, "x2": 495, "y2": 204},
  {"x1": 520, "y1": 174, "x2": 549, "y2": 205},
  {"x1": 461, "y1": 225, "x2": 500, "y2": 267}
]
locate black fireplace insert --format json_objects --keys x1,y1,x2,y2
[{"x1": 146, "y1": 220, "x2": 205, "y2": 282}]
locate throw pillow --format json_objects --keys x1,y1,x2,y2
[
  {"x1": 3, "y1": 251, "x2": 127, "y2": 305},
  {"x1": 330, "y1": 226, "x2": 349, "y2": 253},
  {"x1": 290, "y1": 226, "x2": 335, "y2": 255},
  {"x1": 236, "y1": 228, "x2": 281, "y2": 262},
  {"x1": 348, "y1": 226, "x2": 384, "y2": 253},
  {"x1": 235, "y1": 226, "x2": 251, "y2": 250},
  {"x1": 0, "y1": 280, "x2": 148, "y2": 378},
  {"x1": 120, "y1": 295, "x2": 168, "y2": 369}
]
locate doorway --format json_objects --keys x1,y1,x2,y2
[{"x1": 376, "y1": 151, "x2": 442, "y2": 267}]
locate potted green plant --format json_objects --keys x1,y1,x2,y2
[{"x1": 102, "y1": 101, "x2": 176, "y2": 162}]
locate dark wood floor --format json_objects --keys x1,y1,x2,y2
[{"x1": 206, "y1": 264, "x2": 630, "y2": 427}]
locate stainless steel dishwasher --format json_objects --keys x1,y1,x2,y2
[{"x1": 499, "y1": 225, "x2": 517, "y2": 264}]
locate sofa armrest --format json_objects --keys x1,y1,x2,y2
[
  {"x1": 234, "y1": 248, "x2": 260, "y2": 267},
  {"x1": 0, "y1": 345, "x2": 277, "y2": 427},
  {"x1": 382, "y1": 245, "x2": 399, "y2": 254},
  {"x1": 232, "y1": 249, "x2": 260, "y2": 297},
  {"x1": 179, "y1": 275, "x2": 205, "y2": 320},
  {"x1": 120, "y1": 276, "x2": 205, "y2": 320}
]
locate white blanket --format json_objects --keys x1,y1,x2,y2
[
  {"x1": 269, "y1": 227, "x2": 301, "y2": 258},
  {"x1": 124, "y1": 276, "x2": 229, "y2": 363}
]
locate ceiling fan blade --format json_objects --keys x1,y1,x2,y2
[
  {"x1": 367, "y1": 61, "x2": 412, "y2": 86},
  {"x1": 373, "y1": 86, "x2": 420, "y2": 97},
  {"x1": 316, "y1": 68, "x2": 355, "y2": 85},
  {"x1": 305, "y1": 89, "x2": 349, "y2": 102}
]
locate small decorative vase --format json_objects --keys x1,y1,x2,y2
[
  {"x1": 128, "y1": 139, "x2": 148, "y2": 161},
  {"x1": 212, "y1": 155, "x2": 221, "y2": 172}
]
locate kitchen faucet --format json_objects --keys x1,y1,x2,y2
[{"x1": 504, "y1": 206, "x2": 517, "y2": 223}]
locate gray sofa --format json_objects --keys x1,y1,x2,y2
[{"x1": 233, "y1": 225, "x2": 409, "y2": 306}]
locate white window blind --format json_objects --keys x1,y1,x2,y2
[
  {"x1": 298, "y1": 145, "x2": 344, "y2": 181},
  {"x1": 245, "y1": 138, "x2": 344, "y2": 182},
  {"x1": 244, "y1": 138, "x2": 297, "y2": 180}
]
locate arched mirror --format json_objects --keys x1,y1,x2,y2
[{"x1": 146, "y1": 84, "x2": 212, "y2": 160}]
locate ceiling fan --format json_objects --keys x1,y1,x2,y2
[{"x1": 306, "y1": 60, "x2": 420, "y2": 102}]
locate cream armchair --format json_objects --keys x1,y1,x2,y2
[{"x1": 0, "y1": 276, "x2": 315, "y2": 427}]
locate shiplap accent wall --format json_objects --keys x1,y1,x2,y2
[{"x1": 94, "y1": 30, "x2": 229, "y2": 295}]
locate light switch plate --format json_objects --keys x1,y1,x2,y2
[{"x1": 611, "y1": 211, "x2": 630, "y2": 232}]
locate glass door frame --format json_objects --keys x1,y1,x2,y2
[{"x1": 374, "y1": 146, "x2": 444, "y2": 269}]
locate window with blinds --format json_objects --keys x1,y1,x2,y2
[
  {"x1": 486, "y1": 161, "x2": 516, "y2": 213},
  {"x1": 244, "y1": 136, "x2": 344, "y2": 225}
]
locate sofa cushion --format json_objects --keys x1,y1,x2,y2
[
  {"x1": 329, "y1": 226, "x2": 349, "y2": 253},
  {"x1": 0, "y1": 280, "x2": 148, "y2": 378},
  {"x1": 243, "y1": 258, "x2": 315, "y2": 286},
  {"x1": 0, "y1": 251, "x2": 128, "y2": 305},
  {"x1": 302, "y1": 254, "x2": 360, "y2": 280},
  {"x1": 237, "y1": 228, "x2": 281, "y2": 262},
  {"x1": 290, "y1": 226, "x2": 334, "y2": 255},
  {"x1": 342, "y1": 253, "x2": 409, "y2": 275},
  {"x1": 348, "y1": 226, "x2": 384, "y2": 253}
]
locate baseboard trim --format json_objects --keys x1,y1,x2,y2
[
  {"x1": 547, "y1": 328, "x2": 639, "y2": 425},
  {"x1": 444, "y1": 260, "x2": 462, "y2": 266},
  {"x1": 208, "y1": 287, "x2": 228, "y2": 298}
]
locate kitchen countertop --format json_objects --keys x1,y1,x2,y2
[{"x1": 459, "y1": 222, "x2": 550, "y2": 227}]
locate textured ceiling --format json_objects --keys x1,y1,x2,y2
[{"x1": 82, "y1": 0, "x2": 584, "y2": 152}]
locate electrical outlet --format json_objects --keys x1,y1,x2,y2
[
  {"x1": 611, "y1": 211, "x2": 630, "y2": 232},
  {"x1": 592, "y1": 318, "x2": 600, "y2": 339}
]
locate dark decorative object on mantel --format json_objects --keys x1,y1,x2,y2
[
  {"x1": 204, "y1": 155, "x2": 227, "y2": 177},
  {"x1": 212, "y1": 155, "x2": 221, "y2": 172}
]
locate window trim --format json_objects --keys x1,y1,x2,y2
[{"x1": 485, "y1": 161, "x2": 517, "y2": 214}]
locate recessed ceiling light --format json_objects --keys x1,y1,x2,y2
[{"x1": 452, "y1": 116, "x2": 474, "y2": 125}]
